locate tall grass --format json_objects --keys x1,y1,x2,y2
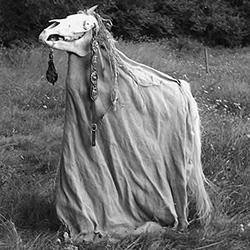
[{"x1": 0, "y1": 40, "x2": 250, "y2": 249}]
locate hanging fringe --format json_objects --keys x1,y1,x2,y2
[{"x1": 46, "y1": 49, "x2": 58, "y2": 85}]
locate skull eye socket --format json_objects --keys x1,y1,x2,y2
[{"x1": 83, "y1": 21, "x2": 91, "y2": 30}]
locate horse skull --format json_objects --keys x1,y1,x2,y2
[{"x1": 39, "y1": 6, "x2": 99, "y2": 56}]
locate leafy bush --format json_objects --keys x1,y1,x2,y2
[
  {"x1": 107, "y1": 4, "x2": 174, "y2": 40},
  {"x1": 1, "y1": 0, "x2": 250, "y2": 47},
  {"x1": 0, "y1": 0, "x2": 84, "y2": 46}
]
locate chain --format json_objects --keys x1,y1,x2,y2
[
  {"x1": 90, "y1": 36, "x2": 99, "y2": 101},
  {"x1": 90, "y1": 26, "x2": 99, "y2": 146}
]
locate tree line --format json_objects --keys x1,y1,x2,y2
[{"x1": 0, "y1": 0, "x2": 250, "y2": 47}]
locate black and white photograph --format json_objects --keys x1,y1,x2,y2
[{"x1": 0, "y1": 0, "x2": 250, "y2": 249}]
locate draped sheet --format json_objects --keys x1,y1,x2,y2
[{"x1": 56, "y1": 50, "x2": 194, "y2": 241}]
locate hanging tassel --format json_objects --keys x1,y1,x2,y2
[
  {"x1": 91, "y1": 123, "x2": 97, "y2": 146},
  {"x1": 46, "y1": 49, "x2": 58, "y2": 85}
]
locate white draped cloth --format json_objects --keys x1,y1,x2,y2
[{"x1": 56, "y1": 50, "x2": 194, "y2": 241}]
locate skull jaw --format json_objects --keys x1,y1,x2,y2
[{"x1": 39, "y1": 29, "x2": 93, "y2": 57}]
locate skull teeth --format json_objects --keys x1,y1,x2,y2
[
  {"x1": 64, "y1": 36, "x2": 75, "y2": 41},
  {"x1": 64, "y1": 34, "x2": 85, "y2": 41},
  {"x1": 48, "y1": 33, "x2": 85, "y2": 42}
]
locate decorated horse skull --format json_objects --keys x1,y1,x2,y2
[
  {"x1": 39, "y1": 6, "x2": 99, "y2": 56},
  {"x1": 39, "y1": 6, "x2": 212, "y2": 242}
]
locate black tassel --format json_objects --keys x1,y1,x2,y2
[{"x1": 46, "y1": 49, "x2": 58, "y2": 85}]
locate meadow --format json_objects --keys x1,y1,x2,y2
[{"x1": 0, "y1": 39, "x2": 250, "y2": 249}]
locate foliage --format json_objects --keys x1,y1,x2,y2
[
  {"x1": 0, "y1": 0, "x2": 85, "y2": 46},
  {"x1": 189, "y1": 0, "x2": 245, "y2": 47},
  {"x1": 0, "y1": 0, "x2": 250, "y2": 47},
  {"x1": 105, "y1": 2, "x2": 175, "y2": 40}
]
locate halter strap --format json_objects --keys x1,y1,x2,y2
[{"x1": 90, "y1": 26, "x2": 99, "y2": 146}]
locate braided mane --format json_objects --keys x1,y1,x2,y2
[
  {"x1": 77, "y1": 10, "x2": 139, "y2": 108},
  {"x1": 93, "y1": 13, "x2": 138, "y2": 90}
]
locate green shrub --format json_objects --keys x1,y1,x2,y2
[{"x1": 0, "y1": 0, "x2": 249, "y2": 47}]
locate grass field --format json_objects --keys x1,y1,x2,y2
[{"x1": 0, "y1": 39, "x2": 250, "y2": 249}]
